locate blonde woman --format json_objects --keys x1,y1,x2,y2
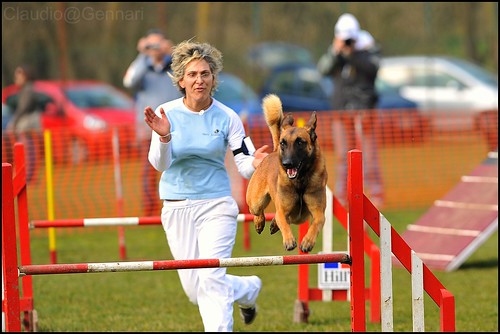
[{"x1": 144, "y1": 40, "x2": 269, "y2": 332}]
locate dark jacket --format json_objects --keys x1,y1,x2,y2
[
  {"x1": 10, "y1": 82, "x2": 40, "y2": 130},
  {"x1": 317, "y1": 47, "x2": 380, "y2": 110}
]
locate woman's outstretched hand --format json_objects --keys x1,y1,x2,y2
[{"x1": 144, "y1": 106, "x2": 171, "y2": 137}]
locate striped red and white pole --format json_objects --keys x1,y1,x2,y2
[
  {"x1": 30, "y1": 216, "x2": 161, "y2": 228},
  {"x1": 19, "y1": 253, "x2": 350, "y2": 276},
  {"x1": 30, "y1": 213, "x2": 275, "y2": 229}
]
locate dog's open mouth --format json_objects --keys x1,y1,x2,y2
[
  {"x1": 285, "y1": 161, "x2": 302, "y2": 179},
  {"x1": 287, "y1": 168, "x2": 298, "y2": 179}
]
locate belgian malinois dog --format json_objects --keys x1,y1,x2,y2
[{"x1": 246, "y1": 94, "x2": 328, "y2": 252}]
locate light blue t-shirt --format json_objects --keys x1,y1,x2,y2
[{"x1": 151, "y1": 97, "x2": 253, "y2": 200}]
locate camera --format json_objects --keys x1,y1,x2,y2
[
  {"x1": 344, "y1": 38, "x2": 355, "y2": 46},
  {"x1": 145, "y1": 43, "x2": 161, "y2": 50}
]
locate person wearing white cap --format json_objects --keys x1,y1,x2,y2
[
  {"x1": 317, "y1": 13, "x2": 384, "y2": 208},
  {"x1": 355, "y1": 30, "x2": 377, "y2": 51}
]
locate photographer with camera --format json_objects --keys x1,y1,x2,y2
[
  {"x1": 317, "y1": 13, "x2": 384, "y2": 208},
  {"x1": 124, "y1": 28, "x2": 182, "y2": 216}
]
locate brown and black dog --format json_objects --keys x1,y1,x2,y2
[{"x1": 246, "y1": 94, "x2": 328, "y2": 252}]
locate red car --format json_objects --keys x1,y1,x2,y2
[{"x1": 2, "y1": 80, "x2": 137, "y2": 164}]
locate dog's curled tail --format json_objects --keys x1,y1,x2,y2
[{"x1": 262, "y1": 94, "x2": 283, "y2": 152}]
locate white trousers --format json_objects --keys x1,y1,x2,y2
[{"x1": 161, "y1": 196, "x2": 261, "y2": 332}]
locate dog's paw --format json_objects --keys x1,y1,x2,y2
[
  {"x1": 299, "y1": 239, "x2": 315, "y2": 253},
  {"x1": 283, "y1": 238, "x2": 297, "y2": 251},
  {"x1": 253, "y1": 216, "x2": 266, "y2": 234},
  {"x1": 254, "y1": 222, "x2": 265, "y2": 234},
  {"x1": 269, "y1": 218, "x2": 280, "y2": 234},
  {"x1": 255, "y1": 225, "x2": 264, "y2": 234}
]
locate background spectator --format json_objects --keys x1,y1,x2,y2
[
  {"x1": 123, "y1": 28, "x2": 182, "y2": 216},
  {"x1": 7, "y1": 64, "x2": 40, "y2": 183},
  {"x1": 317, "y1": 13, "x2": 384, "y2": 208}
]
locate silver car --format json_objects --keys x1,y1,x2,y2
[{"x1": 378, "y1": 56, "x2": 498, "y2": 138}]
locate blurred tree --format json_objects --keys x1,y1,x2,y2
[
  {"x1": 56, "y1": 2, "x2": 69, "y2": 81},
  {"x1": 1, "y1": 2, "x2": 497, "y2": 90}
]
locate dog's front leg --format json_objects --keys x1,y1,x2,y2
[
  {"x1": 274, "y1": 209, "x2": 297, "y2": 251},
  {"x1": 269, "y1": 218, "x2": 280, "y2": 234},
  {"x1": 300, "y1": 212, "x2": 325, "y2": 253},
  {"x1": 252, "y1": 213, "x2": 266, "y2": 234}
]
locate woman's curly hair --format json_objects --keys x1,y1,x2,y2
[{"x1": 169, "y1": 39, "x2": 223, "y2": 96}]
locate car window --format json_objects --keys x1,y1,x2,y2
[
  {"x1": 215, "y1": 75, "x2": 257, "y2": 102},
  {"x1": 300, "y1": 78, "x2": 329, "y2": 98},
  {"x1": 5, "y1": 94, "x2": 18, "y2": 110},
  {"x1": 296, "y1": 68, "x2": 329, "y2": 98},
  {"x1": 447, "y1": 57, "x2": 498, "y2": 88},
  {"x1": 380, "y1": 65, "x2": 463, "y2": 89},
  {"x1": 268, "y1": 71, "x2": 296, "y2": 95},
  {"x1": 376, "y1": 78, "x2": 400, "y2": 94},
  {"x1": 215, "y1": 82, "x2": 241, "y2": 101},
  {"x1": 65, "y1": 86, "x2": 133, "y2": 110},
  {"x1": 378, "y1": 65, "x2": 412, "y2": 88},
  {"x1": 411, "y1": 69, "x2": 463, "y2": 88},
  {"x1": 5, "y1": 92, "x2": 54, "y2": 113}
]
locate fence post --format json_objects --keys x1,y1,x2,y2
[
  {"x1": 348, "y1": 149, "x2": 366, "y2": 331},
  {"x1": 440, "y1": 289, "x2": 456, "y2": 331},
  {"x1": 13, "y1": 142, "x2": 37, "y2": 331},
  {"x1": 2, "y1": 163, "x2": 22, "y2": 332}
]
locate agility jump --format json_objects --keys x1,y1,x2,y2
[
  {"x1": 2, "y1": 148, "x2": 455, "y2": 332},
  {"x1": 17, "y1": 253, "x2": 350, "y2": 276},
  {"x1": 30, "y1": 213, "x2": 275, "y2": 229}
]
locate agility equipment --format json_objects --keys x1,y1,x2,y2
[
  {"x1": 400, "y1": 149, "x2": 498, "y2": 271},
  {"x1": 17, "y1": 253, "x2": 350, "y2": 276},
  {"x1": 30, "y1": 213, "x2": 275, "y2": 229},
  {"x1": 345, "y1": 150, "x2": 454, "y2": 331},
  {"x1": 2, "y1": 146, "x2": 455, "y2": 331},
  {"x1": 292, "y1": 150, "x2": 456, "y2": 330},
  {"x1": 34, "y1": 129, "x2": 272, "y2": 261},
  {"x1": 2, "y1": 161, "x2": 348, "y2": 330},
  {"x1": 294, "y1": 187, "x2": 382, "y2": 324},
  {"x1": 2, "y1": 143, "x2": 36, "y2": 332}
]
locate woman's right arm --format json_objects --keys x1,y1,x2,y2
[{"x1": 145, "y1": 106, "x2": 173, "y2": 171}]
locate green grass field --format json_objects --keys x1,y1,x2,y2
[{"x1": 22, "y1": 208, "x2": 497, "y2": 332}]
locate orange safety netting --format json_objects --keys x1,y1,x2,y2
[{"x1": 2, "y1": 109, "x2": 497, "y2": 221}]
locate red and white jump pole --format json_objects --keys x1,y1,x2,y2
[
  {"x1": 18, "y1": 253, "x2": 350, "y2": 276},
  {"x1": 30, "y1": 213, "x2": 275, "y2": 229},
  {"x1": 29, "y1": 213, "x2": 275, "y2": 262}
]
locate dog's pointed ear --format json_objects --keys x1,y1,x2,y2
[
  {"x1": 305, "y1": 112, "x2": 317, "y2": 142},
  {"x1": 281, "y1": 113, "x2": 294, "y2": 130}
]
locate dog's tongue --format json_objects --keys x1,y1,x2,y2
[{"x1": 287, "y1": 168, "x2": 298, "y2": 179}]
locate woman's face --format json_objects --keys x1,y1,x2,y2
[{"x1": 179, "y1": 59, "x2": 213, "y2": 101}]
